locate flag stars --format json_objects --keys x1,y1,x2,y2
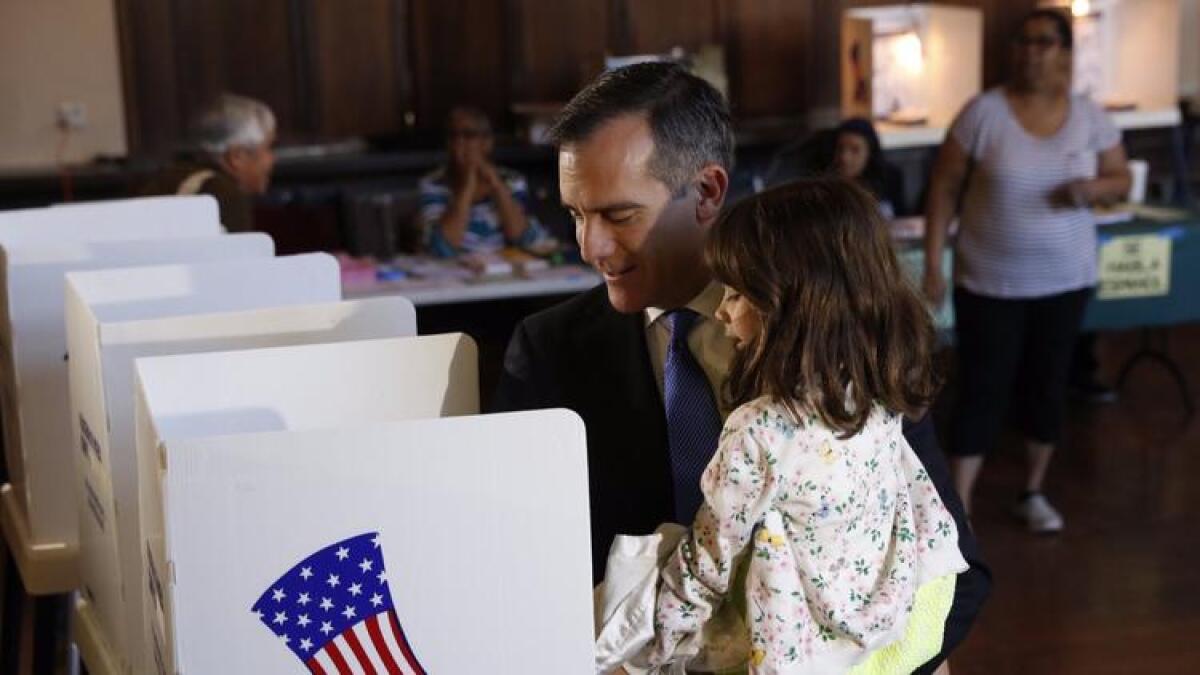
[
  {"x1": 335, "y1": 546, "x2": 350, "y2": 561},
  {"x1": 281, "y1": 634, "x2": 291, "y2": 645},
  {"x1": 376, "y1": 570, "x2": 387, "y2": 585},
  {"x1": 272, "y1": 588, "x2": 286, "y2": 602},
  {"x1": 342, "y1": 605, "x2": 357, "y2": 620},
  {"x1": 370, "y1": 593, "x2": 384, "y2": 608},
  {"x1": 348, "y1": 583, "x2": 363, "y2": 597},
  {"x1": 359, "y1": 558, "x2": 374, "y2": 573},
  {"x1": 297, "y1": 614, "x2": 311, "y2": 628},
  {"x1": 326, "y1": 573, "x2": 340, "y2": 588},
  {"x1": 372, "y1": 534, "x2": 381, "y2": 548},
  {"x1": 320, "y1": 621, "x2": 334, "y2": 636},
  {"x1": 297, "y1": 592, "x2": 311, "y2": 606},
  {"x1": 319, "y1": 597, "x2": 334, "y2": 611},
  {"x1": 273, "y1": 611, "x2": 288, "y2": 625},
  {"x1": 299, "y1": 566, "x2": 313, "y2": 581},
  {"x1": 252, "y1": 609, "x2": 263, "y2": 620},
  {"x1": 300, "y1": 638, "x2": 314, "y2": 652}
]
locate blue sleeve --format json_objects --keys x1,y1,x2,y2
[
  {"x1": 505, "y1": 173, "x2": 548, "y2": 247},
  {"x1": 419, "y1": 182, "x2": 460, "y2": 258}
]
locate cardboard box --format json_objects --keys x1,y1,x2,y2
[
  {"x1": 65, "y1": 258, "x2": 373, "y2": 672},
  {"x1": 163, "y1": 412, "x2": 591, "y2": 674},
  {"x1": 133, "y1": 333, "x2": 479, "y2": 674},
  {"x1": 0, "y1": 234, "x2": 269, "y2": 592}
]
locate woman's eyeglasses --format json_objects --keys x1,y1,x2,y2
[
  {"x1": 1013, "y1": 35, "x2": 1063, "y2": 50},
  {"x1": 447, "y1": 129, "x2": 489, "y2": 140}
]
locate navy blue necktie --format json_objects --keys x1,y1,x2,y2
[{"x1": 663, "y1": 309, "x2": 723, "y2": 524}]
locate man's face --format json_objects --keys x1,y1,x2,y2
[
  {"x1": 226, "y1": 130, "x2": 276, "y2": 195},
  {"x1": 446, "y1": 110, "x2": 492, "y2": 169},
  {"x1": 559, "y1": 114, "x2": 710, "y2": 313}
]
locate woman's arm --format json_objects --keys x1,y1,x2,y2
[
  {"x1": 923, "y1": 136, "x2": 970, "y2": 304},
  {"x1": 1059, "y1": 144, "x2": 1132, "y2": 208}
]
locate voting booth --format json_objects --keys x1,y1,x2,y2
[
  {"x1": 0, "y1": 195, "x2": 219, "y2": 247},
  {"x1": 0, "y1": 232, "x2": 271, "y2": 593},
  {"x1": 64, "y1": 255, "x2": 371, "y2": 671},
  {"x1": 159, "y1": 411, "x2": 592, "y2": 674},
  {"x1": 46, "y1": 195, "x2": 223, "y2": 226},
  {"x1": 130, "y1": 333, "x2": 479, "y2": 674},
  {"x1": 1040, "y1": 0, "x2": 1182, "y2": 129},
  {"x1": 841, "y1": 3, "x2": 982, "y2": 148}
]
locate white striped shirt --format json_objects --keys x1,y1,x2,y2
[{"x1": 951, "y1": 88, "x2": 1122, "y2": 298}]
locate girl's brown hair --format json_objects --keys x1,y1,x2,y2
[{"x1": 706, "y1": 176, "x2": 939, "y2": 437}]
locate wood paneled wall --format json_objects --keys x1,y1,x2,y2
[{"x1": 116, "y1": 0, "x2": 1043, "y2": 155}]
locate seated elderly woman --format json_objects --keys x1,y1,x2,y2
[
  {"x1": 417, "y1": 106, "x2": 547, "y2": 257},
  {"x1": 142, "y1": 93, "x2": 276, "y2": 232}
]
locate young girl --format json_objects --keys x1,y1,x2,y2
[{"x1": 595, "y1": 178, "x2": 968, "y2": 674}]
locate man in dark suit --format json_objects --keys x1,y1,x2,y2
[{"x1": 492, "y1": 62, "x2": 988, "y2": 672}]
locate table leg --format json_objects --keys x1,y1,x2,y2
[{"x1": 1116, "y1": 327, "x2": 1195, "y2": 417}]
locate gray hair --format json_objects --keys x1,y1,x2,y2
[
  {"x1": 549, "y1": 62, "x2": 733, "y2": 195},
  {"x1": 191, "y1": 94, "x2": 276, "y2": 156}
]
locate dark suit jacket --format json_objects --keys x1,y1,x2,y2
[{"x1": 492, "y1": 285, "x2": 990, "y2": 669}]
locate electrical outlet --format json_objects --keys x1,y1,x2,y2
[{"x1": 56, "y1": 102, "x2": 88, "y2": 130}]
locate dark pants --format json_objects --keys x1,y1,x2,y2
[{"x1": 949, "y1": 286, "x2": 1093, "y2": 457}]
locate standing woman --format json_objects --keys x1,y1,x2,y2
[{"x1": 923, "y1": 9, "x2": 1129, "y2": 531}]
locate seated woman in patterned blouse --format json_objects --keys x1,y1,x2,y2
[
  {"x1": 596, "y1": 178, "x2": 968, "y2": 675},
  {"x1": 416, "y1": 106, "x2": 547, "y2": 257}
]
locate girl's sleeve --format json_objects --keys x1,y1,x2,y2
[{"x1": 636, "y1": 405, "x2": 777, "y2": 668}]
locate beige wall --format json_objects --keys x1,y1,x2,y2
[{"x1": 0, "y1": 0, "x2": 127, "y2": 170}]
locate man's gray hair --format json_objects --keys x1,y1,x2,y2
[
  {"x1": 192, "y1": 94, "x2": 276, "y2": 156},
  {"x1": 549, "y1": 62, "x2": 733, "y2": 196}
]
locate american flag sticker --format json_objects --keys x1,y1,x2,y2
[{"x1": 251, "y1": 532, "x2": 427, "y2": 674}]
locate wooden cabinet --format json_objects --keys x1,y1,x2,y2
[
  {"x1": 116, "y1": 0, "x2": 410, "y2": 154},
  {"x1": 115, "y1": 0, "x2": 1044, "y2": 156}
]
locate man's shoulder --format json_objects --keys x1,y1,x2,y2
[{"x1": 519, "y1": 284, "x2": 617, "y2": 340}]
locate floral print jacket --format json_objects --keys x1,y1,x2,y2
[{"x1": 634, "y1": 397, "x2": 968, "y2": 674}]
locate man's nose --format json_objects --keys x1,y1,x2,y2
[{"x1": 578, "y1": 218, "x2": 615, "y2": 263}]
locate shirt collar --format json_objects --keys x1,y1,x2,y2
[{"x1": 645, "y1": 281, "x2": 724, "y2": 328}]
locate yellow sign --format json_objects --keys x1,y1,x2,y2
[{"x1": 1097, "y1": 235, "x2": 1172, "y2": 300}]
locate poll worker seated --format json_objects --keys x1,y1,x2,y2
[
  {"x1": 416, "y1": 106, "x2": 549, "y2": 258},
  {"x1": 492, "y1": 62, "x2": 990, "y2": 674},
  {"x1": 141, "y1": 93, "x2": 276, "y2": 233},
  {"x1": 829, "y1": 117, "x2": 909, "y2": 218}
]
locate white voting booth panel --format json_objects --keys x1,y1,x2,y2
[
  {"x1": 0, "y1": 195, "x2": 219, "y2": 246},
  {"x1": 0, "y1": 233, "x2": 266, "y2": 593},
  {"x1": 162, "y1": 411, "x2": 592, "y2": 674},
  {"x1": 49, "y1": 195, "x2": 222, "y2": 226},
  {"x1": 65, "y1": 257, "x2": 365, "y2": 671},
  {"x1": 134, "y1": 333, "x2": 479, "y2": 675}
]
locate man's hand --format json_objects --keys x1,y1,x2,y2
[{"x1": 476, "y1": 160, "x2": 505, "y2": 191}]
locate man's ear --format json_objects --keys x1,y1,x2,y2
[
  {"x1": 222, "y1": 147, "x2": 247, "y2": 172},
  {"x1": 694, "y1": 163, "x2": 730, "y2": 227}
]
